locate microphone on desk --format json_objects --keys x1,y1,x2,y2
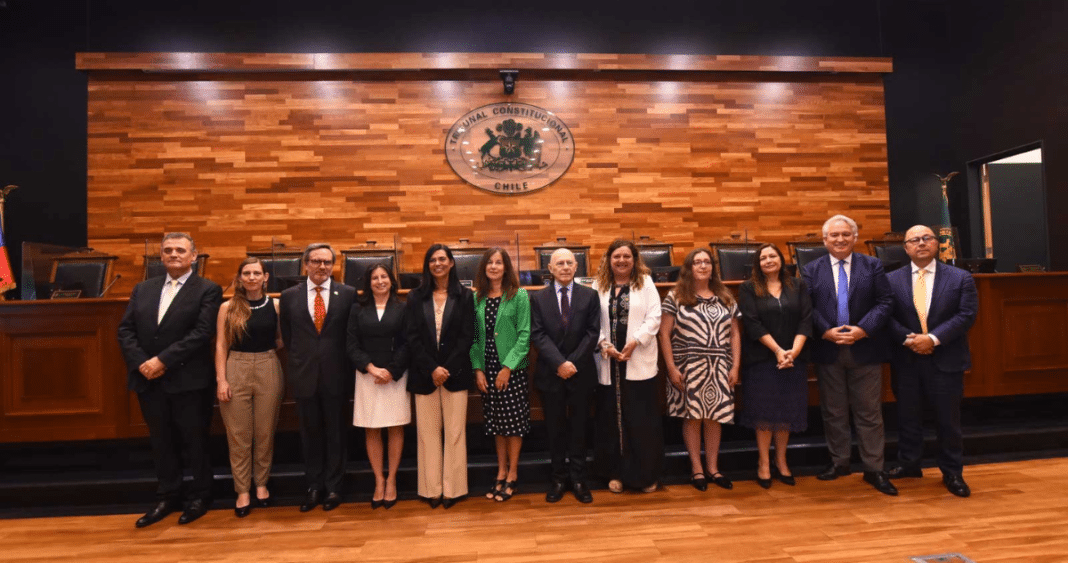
[{"x1": 101, "y1": 274, "x2": 122, "y2": 296}]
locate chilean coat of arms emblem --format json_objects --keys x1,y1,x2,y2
[{"x1": 445, "y1": 103, "x2": 574, "y2": 194}]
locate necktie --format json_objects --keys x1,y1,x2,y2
[
  {"x1": 914, "y1": 269, "x2": 928, "y2": 334},
  {"x1": 158, "y1": 279, "x2": 178, "y2": 324},
  {"x1": 313, "y1": 286, "x2": 326, "y2": 334},
  {"x1": 560, "y1": 286, "x2": 570, "y2": 329},
  {"x1": 836, "y1": 260, "x2": 849, "y2": 326}
]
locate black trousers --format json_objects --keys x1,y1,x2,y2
[
  {"x1": 891, "y1": 356, "x2": 964, "y2": 477},
  {"x1": 137, "y1": 384, "x2": 214, "y2": 502},
  {"x1": 539, "y1": 384, "x2": 594, "y2": 485},
  {"x1": 592, "y1": 378, "x2": 663, "y2": 489},
  {"x1": 296, "y1": 391, "x2": 348, "y2": 493}
]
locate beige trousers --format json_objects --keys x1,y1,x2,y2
[
  {"x1": 219, "y1": 350, "x2": 284, "y2": 494},
  {"x1": 414, "y1": 387, "x2": 469, "y2": 499}
]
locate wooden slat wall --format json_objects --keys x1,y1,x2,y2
[{"x1": 84, "y1": 53, "x2": 891, "y2": 294}]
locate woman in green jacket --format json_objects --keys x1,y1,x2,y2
[{"x1": 470, "y1": 247, "x2": 531, "y2": 502}]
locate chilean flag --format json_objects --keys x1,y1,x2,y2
[{"x1": 0, "y1": 224, "x2": 15, "y2": 293}]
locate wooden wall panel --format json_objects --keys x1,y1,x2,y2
[{"x1": 86, "y1": 55, "x2": 891, "y2": 294}]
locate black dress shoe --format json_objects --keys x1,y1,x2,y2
[
  {"x1": 862, "y1": 471, "x2": 899, "y2": 496},
  {"x1": 817, "y1": 464, "x2": 852, "y2": 481},
  {"x1": 690, "y1": 473, "x2": 708, "y2": 492},
  {"x1": 178, "y1": 499, "x2": 210, "y2": 524},
  {"x1": 888, "y1": 465, "x2": 923, "y2": 479},
  {"x1": 428, "y1": 496, "x2": 442, "y2": 509},
  {"x1": 322, "y1": 492, "x2": 342, "y2": 511},
  {"x1": 707, "y1": 472, "x2": 733, "y2": 490},
  {"x1": 943, "y1": 474, "x2": 971, "y2": 498},
  {"x1": 234, "y1": 503, "x2": 252, "y2": 518},
  {"x1": 442, "y1": 495, "x2": 465, "y2": 509},
  {"x1": 135, "y1": 500, "x2": 180, "y2": 528},
  {"x1": 545, "y1": 481, "x2": 567, "y2": 503},
  {"x1": 572, "y1": 482, "x2": 593, "y2": 504},
  {"x1": 300, "y1": 490, "x2": 322, "y2": 512}
]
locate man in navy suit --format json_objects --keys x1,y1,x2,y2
[
  {"x1": 885, "y1": 225, "x2": 977, "y2": 497},
  {"x1": 279, "y1": 243, "x2": 356, "y2": 512},
  {"x1": 803, "y1": 215, "x2": 896, "y2": 495},
  {"x1": 530, "y1": 248, "x2": 601, "y2": 504},
  {"x1": 118, "y1": 233, "x2": 222, "y2": 527}
]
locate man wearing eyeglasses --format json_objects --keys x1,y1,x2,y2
[
  {"x1": 885, "y1": 225, "x2": 977, "y2": 497},
  {"x1": 279, "y1": 243, "x2": 356, "y2": 511}
]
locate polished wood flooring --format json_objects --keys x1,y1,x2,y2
[{"x1": 3, "y1": 458, "x2": 1068, "y2": 563}]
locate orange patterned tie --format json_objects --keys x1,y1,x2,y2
[{"x1": 313, "y1": 286, "x2": 325, "y2": 334}]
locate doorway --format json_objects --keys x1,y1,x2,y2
[{"x1": 970, "y1": 145, "x2": 1049, "y2": 272}]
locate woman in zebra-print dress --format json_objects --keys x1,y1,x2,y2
[{"x1": 658, "y1": 247, "x2": 741, "y2": 491}]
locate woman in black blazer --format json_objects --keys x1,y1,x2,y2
[
  {"x1": 405, "y1": 244, "x2": 475, "y2": 509},
  {"x1": 346, "y1": 264, "x2": 409, "y2": 510}
]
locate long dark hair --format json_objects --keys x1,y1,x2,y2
[
  {"x1": 595, "y1": 239, "x2": 651, "y2": 291},
  {"x1": 224, "y1": 257, "x2": 267, "y2": 347},
  {"x1": 357, "y1": 263, "x2": 399, "y2": 306},
  {"x1": 673, "y1": 248, "x2": 733, "y2": 307},
  {"x1": 414, "y1": 243, "x2": 462, "y2": 300},
  {"x1": 749, "y1": 243, "x2": 794, "y2": 297},
  {"x1": 474, "y1": 247, "x2": 519, "y2": 303}
]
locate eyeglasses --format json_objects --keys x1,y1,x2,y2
[
  {"x1": 692, "y1": 259, "x2": 713, "y2": 267},
  {"x1": 904, "y1": 235, "x2": 937, "y2": 246},
  {"x1": 307, "y1": 259, "x2": 334, "y2": 267}
]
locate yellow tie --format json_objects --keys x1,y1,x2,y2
[{"x1": 914, "y1": 269, "x2": 928, "y2": 334}]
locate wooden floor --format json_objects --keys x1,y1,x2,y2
[{"x1": 3, "y1": 458, "x2": 1068, "y2": 563}]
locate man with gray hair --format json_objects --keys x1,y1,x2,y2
[
  {"x1": 530, "y1": 248, "x2": 601, "y2": 503},
  {"x1": 279, "y1": 242, "x2": 356, "y2": 511},
  {"x1": 118, "y1": 232, "x2": 222, "y2": 527},
  {"x1": 802, "y1": 215, "x2": 896, "y2": 495}
]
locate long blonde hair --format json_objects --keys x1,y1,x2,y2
[{"x1": 224, "y1": 257, "x2": 266, "y2": 347}]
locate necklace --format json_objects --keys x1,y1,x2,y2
[{"x1": 248, "y1": 295, "x2": 269, "y2": 310}]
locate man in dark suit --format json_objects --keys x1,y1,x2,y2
[
  {"x1": 118, "y1": 233, "x2": 222, "y2": 527},
  {"x1": 885, "y1": 225, "x2": 978, "y2": 497},
  {"x1": 279, "y1": 243, "x2": 356, "y2": 512},
  {"x1": 802, "y1": 215, "x2": 897, "y2": 495},
  {"x1": 530, "y1": 248, "x2": 601, "y2": 504}
]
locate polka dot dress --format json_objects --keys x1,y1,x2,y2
[{"x1": 481, "y1": 297, "x2": 531, "y2": 437}]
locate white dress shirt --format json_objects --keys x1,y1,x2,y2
[{"x1": 159, "y1": 269, "x2": 193, "y2": 316}]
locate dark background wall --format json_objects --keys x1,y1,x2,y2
[{"x1": 2, "y1": 0, "x2": 1066, "y2": 290}]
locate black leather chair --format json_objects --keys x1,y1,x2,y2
[
  {"x1": 535, "y1": 245, "x2": 590, "y2": 277},
  {"x1": 50, "y1": 255, "x2": 118, "y2": 298},
  {"x1": 341, "y1": 250, "x2": 397, "y2": 289},
  {"x1": 451, "y1": 247, "x2": 489, "y2": 282},
  {"x1": 651, "y1": 266, "x2": 681, "y2": 283},
  {"x1": 866, "y1": 234, "x2": 910, "y2": 273},
  {"x1": 710, "y1": 242, "x2": 765, "y2": 282},
  {"x1": 790, "y1": 244, "x2": 830, "y2": 270},
  {"x1": 247, "y1": 250, "x2": 304, "y2": 293},
  {"x1": 144, "y1": 253, "x2": 209, "y2": 280},
  {"x1": 636, "y1": 242, "x2": 673, "y2": 269}
]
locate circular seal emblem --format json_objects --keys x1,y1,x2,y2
[{"x1": 445, "y1": 103, "x2": 574, "y2": 194}]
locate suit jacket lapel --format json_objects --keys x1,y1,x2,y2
[
  {"x1": 422, "y1": 297, "x2": 436, "y2": 347},
  {"x1": 146, "y1": 277, "x2": 166, "y2": 329},
  {"x1": 158, "y1": 275, "x2": 194, "y2": 329},
  {"x1": 928, "y1": 261, "x2": 949, "y2": 322},
  {"x1": 847, "y1": 253, "x2": 860, "y2": 301},
  {"x1": 321, "y1": 280, "x2": 341, "y2": 330}
]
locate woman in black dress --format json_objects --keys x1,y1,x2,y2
[
  {"x1": 405, "y1": 244, "x2": 475, "y2": 509},
  {"x1": 470, "y1": 248, "x2": 531, "y2": 502},
  {"x1": 737, "y1": 243, "x2": 812, "y2": 488},
  {"x1": 346, "y1": 264, "x2": 409, "y2": 509}
]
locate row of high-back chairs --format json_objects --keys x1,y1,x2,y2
[{"x1": 41, "y1": 234, "x2": 911, "y2": 299}]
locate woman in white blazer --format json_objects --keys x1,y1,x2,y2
[{"x1": 591, "y1": 239, "x2": 663, "y2": 493}]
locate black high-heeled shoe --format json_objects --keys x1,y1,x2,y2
[
  {"x1": 756, "y1": 471, "x2": 773, "y2": 489},
  {"x1": 371, "y1": 498, "x2": 384, "y2": 509},
  {"x1": 772, "y1": 467, "x2": 796, "y2": 486},
  {"x1": 383, "y1": 498, "x2": 397, "y2": 509},
  {"x1": 235, "y1": 502, "x2": 252, "y2": 518},
  {"x1": 254, "y1": 495, "x2": 271, "y2": 508},
  {"x1": 486, "y1": 479, "x2": 505, "y2": 500}
]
